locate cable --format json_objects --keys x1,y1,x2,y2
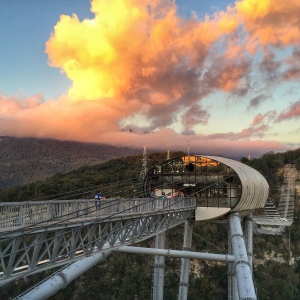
[
  {"x1": 0, "y1": 174, "x2": 235, "y2": 267},
  {"x1": 1, "y1": 177, "x2": 200, "y2": 259},
  {"x1": 192, "y1": 228, "x2": 227, "y2": 255},
  {"x1": 1, "y1": 174, "x2": 234, "y2": 235},
  {"x1": 0, "y1": 176, "x2": 144, "y2": 229},
  {"x1": 16, "y1": 176, "x2": 142, "y2": 201}
]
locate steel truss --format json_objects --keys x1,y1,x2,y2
[{"x1": 0, "y1": 209, "x2": 194, "y2": 286}]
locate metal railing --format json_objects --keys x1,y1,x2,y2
[{"x1": 0, "y1": 197, "x2": 196, "y2": 230}]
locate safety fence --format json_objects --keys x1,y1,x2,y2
[{"x1": 0, "y1": 197, "x2": 196, "y2": 229}]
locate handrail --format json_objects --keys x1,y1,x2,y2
[{"x1": 0, "y1": 197, "x2": 197, "y2": 230}]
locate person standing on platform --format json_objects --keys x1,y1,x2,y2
[
  {"x1": 150, "y1": 189, "x2": 157, "y2": 210},
  {"x1": 161, "y1": 192, "x2": 167, "y2": 208},
  {"x1": 95, "y1": 191, "x2": 102, "y2": 216}
]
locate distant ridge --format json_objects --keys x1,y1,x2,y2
[{"x1": 0, "y1": 136, "x2": 141, "y2": 189}]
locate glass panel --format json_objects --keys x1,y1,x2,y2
[{"x1": 144, "y1": 155, "x2": 242, "y2": 208}]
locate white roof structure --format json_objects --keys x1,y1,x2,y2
[
  {"x1": 205, "y1": 156, "x2": 269, "y2": 214},
  {"x1": 144, "y1": 155, "x2": 270, "y2": 221}
]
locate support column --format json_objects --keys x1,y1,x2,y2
[
  {"x1": 178, "y1": 220, "x2": 193, "y2": 300},
  {"x1": 244, "y1": 214, "x2": 253, "y2": 271},
  {"x1": 17, "y1": 250, "x2": 112, "y2": 300},
  {"x1": 228, "y1": 230, "x2": 239, "y2": 300},
  {"x1": 229, "y1": 213, "x2": 256, "y2": 300},
  {"x1": 152, "y1": 231, "x2": 166, "y2": 300}
]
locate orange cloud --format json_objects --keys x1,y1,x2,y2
[
  {"x1": 0, "y1": 93, "x2": 293, "y2": 158},
  {"x1": 44, "y1": 0, "x2": 245, "y2": 135},
  {"x1": 236, "y1": 0, "x2": 300, "y2": 48},
  {"x1": 1, "y1": 0, "x2": 300, "y2": 158},
  {"x1": 46, "y1": 0, "x2": 239, "y2": 103},
  {"x1": 0, "y1": 95, "x2": 124, "y2": 141},
  {"x1": 0, "y1": 95, "x2": 44, "y2": 115}
]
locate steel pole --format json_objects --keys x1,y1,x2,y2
[
  {"x1": 229, "y1": 213, "x2": 256, "y2": 300},
  {"x1": 178, "y1": 221, "x2": 193, "y2": 300},
  {"x1": 15, "y1": 250, "x2": 112, "y2": 300},
  {"x1": 244, "y1": 214, "x2": 253, "y2": 270},
  {"x1": 152, "y1": 231, "x2": 166, "y2": 300},
  {"x1": 228, "y1": 228, "x2": 239, "y2": 300},
  {"x1": 116, "y1": 246, "x2": 234, "y2": 262}
]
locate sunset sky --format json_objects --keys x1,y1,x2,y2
[{"x1": 1, "y1": 0, "x2": 300, "y2": 158}]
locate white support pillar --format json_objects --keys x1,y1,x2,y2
[
  {"x1": 178, "y1": 221, "x2": 193, "y2": 300},
  {"x1": 16, "y1": 250, "x2": 112, "y2": 300},
  {"x1": 229, "y1": 213, "x2": 256, "y2": 300},
  {"x1": 244, "y1": 214, "x2": 253, "y2": 271},
  {"x1": 152, "y1": 231, "x2": 166, "y2": 300},
  {"x1": 228, "y1": 229, "x2": 239, "y2": 300},
  {"x1": 116, "y1": 246, "x2": 234, "y2": 262}
]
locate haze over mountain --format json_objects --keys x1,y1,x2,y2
[
  {"x1": 1, "y1": 135, "x2": 297, "y2": 191},
  {"x1": 0, "y1": 136, "x2": 142, "y2": 189}
]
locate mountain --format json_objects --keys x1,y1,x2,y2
[{"x1": 0, "y1": 136, "x2": 142, "y2": 190}]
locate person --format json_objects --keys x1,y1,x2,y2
[
  {"x1": 161, "y1": 192, "x2": 167, "y2": 208},
  {"x1": 95, "y1": 191, "x2": 102, "y2": 216},
  {"x1": 150, "y1": 189, "x2": 157, "y2": 210},
  {"x1": 134, "y1": 198, "x2": 139, "y2": 213},
  {"x1": 177, "y1": 191, "x2": 185, "y2": 198},
  {"x1": 150, "y1": 190, "x2": 156, "y2": 198}
]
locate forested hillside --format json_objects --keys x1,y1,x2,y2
[
  {"x1": 241, "y1": 149, "x2": 300, "y2": 202},
  {"x1": 0, "y1": 151, "x2": 184, "y2": 202},
  {"x1": 1, "y1": 149, "x2": 300, "y2": 299},
  {"x1": 0, "y1": 136, "x2": 142, "y2": 189}
]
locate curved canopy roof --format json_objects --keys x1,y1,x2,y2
[{"x1": 205, "y1": 156, "x2": 269, "y2": 213}]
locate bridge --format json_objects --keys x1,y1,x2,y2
[
  {"x1": 253, "y1": 164, "x2": 297, "y2": 234},
  {"x1": 0, "y1": 154, "x2": 280, "y2": 299},
  {"x1": 0, "y1": 197, "x2": 195, "y2": 282}
]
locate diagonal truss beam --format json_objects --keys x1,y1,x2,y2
[{"x1": 0, "y1": 210, "x2": 194, "y2": 286}]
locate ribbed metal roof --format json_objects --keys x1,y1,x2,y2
[{"x1": 204, "y1": 156, "x2": 269, "y2": 213}]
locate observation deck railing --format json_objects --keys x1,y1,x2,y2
[{"x1": 0, "y1": 197, "x2": 196, "y2": 230}]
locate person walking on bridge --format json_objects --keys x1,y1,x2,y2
[
  {"x1": 150, "y1": 188, "x2": 157, "y2": 210},
  {"x1": 95, "y1": 191, "x2": 102, "y2": 217}
]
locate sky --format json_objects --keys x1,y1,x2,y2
[{"x1": 1, "y1": 0, "x2": 300, "y2": 158}]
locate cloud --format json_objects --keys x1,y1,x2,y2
[
  {"x1": 247, "y1": 94, "x2": 270, "y2": 110},
  {"x1": 95, "y1": 128, "x2": 290, "y2": 159},
  {"x1": 182, "y1": 104, "x2": 210, "y2": 134},
  {"x1": 0, "y1": 95, "x2": 123, "y2": 140},
  {"x1": 1, "y1": 0, "x2": 300, "y2": 158},
  {"x1": 206, "y1": 110, "x2": 278, "y2": 141},
  {"x1": 282, "y1": 49, "x2": 300, "y2": 81},
  {"x1": 251, "y1": 110, "x2": 276, "y2": 127},
  {"x1": 0, "y1": 94, "x2": 44, "y2": 114},
  {"x1": 207, "y1": 124, "x2": 268, "y2": 140},
  {"x1": 258, "y1": 50, "x2": 281, "y2": 84},
  {"x1": 277, "y1": 100, "x2": 300, "y2": 122},
  {"x1": 236, "y1": 0, "x2": 300, "y2": 48},
  {"x1": 44, "y1": 0, "x2": 244, "y2": 133},
  {"x1": 0, "y1": 93, "x2": 294, "y2": 158},
  {"x1": 46, "y1": 0, "x2": 225, "y2": 103},
  {"x1": 203, "y1": 57, "x2": 251, "y2": 93}
]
